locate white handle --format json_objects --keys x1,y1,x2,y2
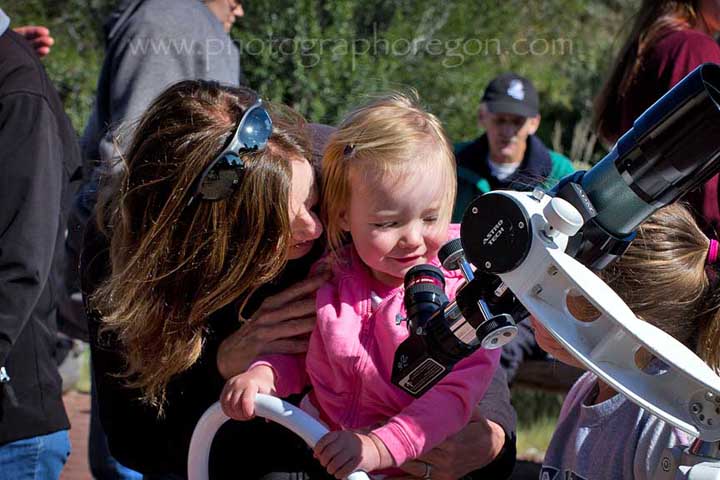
[{"x1": 187, "y1": 394, "x2": 371, "y2": 480}]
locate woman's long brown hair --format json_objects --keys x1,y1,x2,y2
[
  {"x1": 92, "y1": 80, "x2": 310, "y2": 410},
  {"x1": 593, "y1": 0, "x2": 699, "y2": 144}
]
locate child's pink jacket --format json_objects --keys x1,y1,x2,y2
[{"x1": 253, "y1": 225, "x2": 501, "y2": 466}]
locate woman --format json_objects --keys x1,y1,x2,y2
[
  {"x1": 593, "y1": 0, "x2": 720, "y2": 231},
  {"x1": 82, "y1": 80, "x2": 515, "y2": 479}
]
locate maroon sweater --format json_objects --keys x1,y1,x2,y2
[{"x1": 620, "y1": 29, "x2": 720, "y2": 233}]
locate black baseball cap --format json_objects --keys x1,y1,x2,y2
[{"x1": 482, "y1": 73, "x2": 539, "y2": 117}]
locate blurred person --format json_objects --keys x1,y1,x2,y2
[
  {"x1": 452, "y1": 72, "x2": 575, "y2": 385},
  {"x1": 81, "y1": 0, "x2": 243, "y2": 180},
  {"x1": 204, "y1": 0, "x2": 244, "y2": 32},
  {"x1": 0, "y1": 8, "x2": 81, "y2": 479},
  {"x1": 71, "y1": 1, "x2": 245, "y2": 478},
  {"x1": 593, "y1": 0, "x2": 720, "y2": 232}
]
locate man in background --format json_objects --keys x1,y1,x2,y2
[{"x1": 453, "y1": 72, "x2": 574, "y2": 222}]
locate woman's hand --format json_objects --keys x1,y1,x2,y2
[
  {"x1": 220, "y1": 365, "x2": 276, "y2": 420},
  {"x1": 387, "y1": 407, "x2": 506, "y2": 480},
  {"x1": 217, "y1": 270, "x2": 331, "y2": 379}
]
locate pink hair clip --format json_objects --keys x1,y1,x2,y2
[{"x1": 708, "y1": 238, "x2": 719, "y2": 264}]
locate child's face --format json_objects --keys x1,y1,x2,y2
[
  {"x1": 341, "y1": 166, "x2": 449, "y2": 287},
  {"x1": 530, "y1": 316, "x2": 584, "y2": 369}
]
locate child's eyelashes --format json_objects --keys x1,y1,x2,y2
[
  {"x1": 371, "y1": 221, "x2": 397, "y2": 229},
  {"x1": 370, "y1": 217, "x2": 439, "y2": 228}
]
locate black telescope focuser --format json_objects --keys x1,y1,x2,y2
[
  {"x1": 392, "y1": 63, "x2": 720, "y2": 396},
  {"x1": 392, "y1": 241, "x2": 518, "y2": 397}
]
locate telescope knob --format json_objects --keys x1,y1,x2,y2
[
  {"x1": 543, "y1": 197, "x2": 584, "y2": 238},
  {"x1": 439, "y1": 238, "x2": 464, "y2": 270},
  {"x1": 439, "y1": 238, "x2": 476, "y2": 282},
  {"x1": 476, "y1": 308, "x2": 518, "y2": 349}
]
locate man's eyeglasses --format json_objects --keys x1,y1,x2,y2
[{"x1": 187, "y1": 99, "x2": 272, "y2": 206}]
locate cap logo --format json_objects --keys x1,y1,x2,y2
[{"x1": 507, "y1": 79, "x2": 525, "y2": 100}]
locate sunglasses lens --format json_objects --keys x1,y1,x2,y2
[
  {"x1": 198, "y1": 153, "x2": 243, "y2": 201},
  {"x1": 238, "y1": 106, "x2": 272, "y2": 150},
  {"x1": 190, "y1": 102, "x2": 273, "y2": 205}
]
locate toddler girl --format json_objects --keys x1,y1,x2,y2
[{"x1": 221, "y1": 93, "x2": 501, "y2": 478}]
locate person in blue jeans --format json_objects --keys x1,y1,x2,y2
[
  {"x1": 0, "y1": 432, "x2": 71, "y2": 480},
  {"x1": 0, "y1": 8, "x2": 80, "y2": 479}
]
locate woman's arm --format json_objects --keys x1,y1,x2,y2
[
  {"x1": 388, "y1": 367, "x2": 516, "y2": 480},
  {"x1": 82, "y1": 220, "x2": 328, "y2": 474},
  {"x1": 216, "y1": 269, "x2": 330, "y2": 378}
]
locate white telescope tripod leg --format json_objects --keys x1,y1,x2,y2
[{"x1": 187, "y1": 394, "x2": 371, "y2": 480}]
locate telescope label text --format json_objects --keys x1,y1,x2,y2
[{"x1": 483, "y1": 219, "x2": 505, "y2": 246}]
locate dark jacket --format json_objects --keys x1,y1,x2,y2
[
  {"x1": 0, "y1": 30, "x2": 81, "y2": 444},
  {"x1": 452, "y1": 134, "x2": 574, "y2": 222}
]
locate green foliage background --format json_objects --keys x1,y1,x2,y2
[{"x1": 5, "y1": 0, "x2": 639, "y2": 161}]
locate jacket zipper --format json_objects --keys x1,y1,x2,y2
[
  {"x1": 0, "y1": 367, "x2": 19, "y2": 407},
  {"x1": 343, "y1": 301, "x2": 377, "y2": 427}
]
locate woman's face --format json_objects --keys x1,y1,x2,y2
[{"x1": 287, "y1": 159, "x2": 323, "y2": 260}]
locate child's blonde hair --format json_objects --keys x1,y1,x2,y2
[{"x1": 321, "y1": 92, "x2": 456, "y2": 252}]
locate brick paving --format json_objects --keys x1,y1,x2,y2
[{"x1": 61, "y1": 391, "x2": 92, "y2": 480}]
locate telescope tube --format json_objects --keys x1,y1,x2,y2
[{"x1": 582, "y1": 63, "x2": 720, "y2": 237}]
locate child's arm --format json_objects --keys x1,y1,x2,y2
[
  {"x1": 247, "y1": 256, "x2": 335, "y2": 397},
  {"x1": 372, "y1": 349, "x2": 501, "y2": 466},
  {"x1": 314, "y1": 430, "x2": 394, "y2": 478},
  {"x1": 220, "y1": 364, "x2": 276, "y2": 420},
  {"x1": 249, "y1": 353, "x2": 308, "y2": 398}
]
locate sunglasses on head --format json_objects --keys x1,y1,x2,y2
[{"x1": 187, "y1": 99, "x2": 273, "y2": 206}]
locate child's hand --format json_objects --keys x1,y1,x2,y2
[
  {"x1": 220, "y1": 365, "x2": 276, "y2": 420},
  {"x1": 314, "y1": 430, "x2": 393, "y2": 479}
]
